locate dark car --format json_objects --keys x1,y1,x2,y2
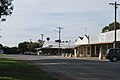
[{"x1": 106, "y1": 48, "x2": 120, "y2": 62}]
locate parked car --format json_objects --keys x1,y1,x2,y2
[
  {"x1": 106, "y1": 48, "x2": 120, "y2": 62},
  {"x1": 24, "y1": 51, "x2": 37, "y2": 55}
]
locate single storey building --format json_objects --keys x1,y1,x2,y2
[{"x1": 74, "y1": 29, "x2": 120, "y2": 58}]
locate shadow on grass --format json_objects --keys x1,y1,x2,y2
[{"x1": 0, "y1": 58, "x2": 57, "y2": 80}]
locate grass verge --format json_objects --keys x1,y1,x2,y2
[
  {"x1": 0, "y1": 58, "x2": 57, "y2": 80},
  {"x1": 0, "y1": 54, "x2": 6, "y2": 57}
]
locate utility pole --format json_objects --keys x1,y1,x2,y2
[
  {"x1": 55, "y1": 27, "x2": 63, "y2": 55},
  {"x1": 109, "y1": 2, "x2": 120, "y2": 48},
  {"x1": 57, "y1": 27, "x2": 63, "y2": 49}
]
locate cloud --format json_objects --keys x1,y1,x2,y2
[{"x1": 0, "y1": 0, "x2": 120, "y2": 46}]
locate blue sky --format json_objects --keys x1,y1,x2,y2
[{"x1": 0, "y1": 0, "x2": 120, "y2": 47}]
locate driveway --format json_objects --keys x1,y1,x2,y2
[{"x1": 5, "y1": 55, "x2": 120, "y2": 80}]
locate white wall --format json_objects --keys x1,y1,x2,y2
[
  {"x1": 75, "y1": 38, "x2": 83, "y2": 45},
  {"x1": 75, "y1": 35, "x2": 89, "y2": 45},
  {"x1": 91, "y1": 29, "x2": 120, "y2": 43}
]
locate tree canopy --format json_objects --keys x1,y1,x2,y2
[
  {"x1": 0, "y1": 0, "x2": 14, "y2": 19},
  {"x1": 102, "y1": 22, "x2": 120, "y2": 33},
  {"x1": 0, "y1": 43, "x2": 3, "y2": 49},
  {"x1": 18, "y1": 41, "x2": 43, "y2": 54}
]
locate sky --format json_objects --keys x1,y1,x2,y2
[{"x1": 0, "y1": 0, "x2": 120, "y2": 47}]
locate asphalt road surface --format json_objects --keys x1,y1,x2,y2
[{"x1": 5, "y1": 55, "x2": 120, "y2": 80}]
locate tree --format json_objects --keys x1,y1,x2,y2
[
  {"x1": 18, "y1": 42, "x2": 29, "y2": 53},
  {"x1": 18, "y1": 41, "x2": 40, "y2": 53},
  {"x1": 3, "y1": 46, "x2": 20, "y2": 54},
  {"x1": 46, "y1": 37, "x2": 50, "y2": 41},
  {"x1": 0, "y1": 0, "x2": 14, "y2": 50},
  {"x1": 0, "y1": 0, "x2": 14, "y2": 19},
  {"x1": 102, "y1": 22, "x2": 120, "y2": 33},
  {"x1": 27, "y1": 42, "x2": 39, "y2": 51},
  {"x1": 0, "y1": 43, "x2": 3, "y2": 49},
  {"x1": 38, "y1": 39, "x2": 44, "y2": 47}
]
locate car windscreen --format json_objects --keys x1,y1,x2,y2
[{"x1": 107, "y1": 49, "x2": 116, "y2": 53}]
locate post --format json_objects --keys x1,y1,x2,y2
[
  {"x1": 109, "y1": 2, "x2": 120, "y2": 48},
  {"x1": 58, "y1": 27, "x2": 60, "y2": 54},
  {"x1": 99, "y1": 46, "x2": 102, "y2": 60},
  {"x1": 55, "y1": 27, "x2": 63, "y2": 55},
  {"x1": 58, "y1": 27, "x2": 63, "y2": 55},
  {"x1": 95, "y1": 45, "x2": 96, "y2": 57},
  {"x1": 114, "y1": 2, "x2": 117, "y2": 48},
  {"x1": 90, "y1": 45, "x2": 92, "y2": 59}
]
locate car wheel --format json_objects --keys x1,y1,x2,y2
[{"x1": 111, "y1": 57, "x2": 117, "y2": 62}]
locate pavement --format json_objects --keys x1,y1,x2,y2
[{"x1": 59, "y1": 56, "x2": 109, "y2": 61}]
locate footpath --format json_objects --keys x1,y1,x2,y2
[{"x1": 59, "y1": 56, "x2": 109, "y2": 61}]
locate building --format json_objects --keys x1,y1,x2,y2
[
  {"x1": 36, "y1": 29, "x2": 120, "y2": 59},
  {"x1": 75, "y1": 29, "x2": 120, "y2": 58},
  {"x1": 37, "y1": 41, "x2": 75, "y2": 56}
]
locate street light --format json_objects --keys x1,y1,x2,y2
[{"x1": 109, "y1": 2, "x2": 120, "y2": 48}]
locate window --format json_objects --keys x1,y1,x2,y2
[
  {"x1": 117, "y1": 49, "x2": 120, "y2": 53},
  {"x1": 109, "y1": 49, "x2": 116, "y2": 53}
]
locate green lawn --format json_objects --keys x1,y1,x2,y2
[
  {"x1": 0, "y1": 58, "x2": 57, "y2": 80},
  {"x1": 0, "y1": 54, "x2": 6, "y2": 57}
]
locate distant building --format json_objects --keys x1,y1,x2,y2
[
  {"x1": 36, "y1": 29, "x2": 120, "y2": 59},
  {"x1": 37, "y1": 41, "x2": 75, "y2": 56}
]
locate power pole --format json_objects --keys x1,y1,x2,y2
[
  {"x1": 57, "y1": 27, "x2": 63, "y2": 48},
  {"x1": 109, "y1": 2, "x2": 120, "y2": 48},
  {"x1": 55, "y1": 27, "x2": 63, "y2": 55}
]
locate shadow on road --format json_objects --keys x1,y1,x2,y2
[{"x1": 4, "y1": 55, "x2": 120, "y2": 80}]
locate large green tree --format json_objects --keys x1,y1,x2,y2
[
  {"x1": 18, "y1": 42, "x2": 29, "y2": 53},
  {"x1": 27, "y1": 42, "x2": 40, "y2": 51},
  {"x1": 0, "y1": 0, "x2": 14, "y2": 19},
  {"x1": 0, "y1": 0, "x2": 14, "y2": 45},
  {"x1": 18, "y1": 41, "x2": 40, "y2": 54},
  {"x1": 38, "y1": 39, "x2": 44, "y2": 47},
  {"x1": 102, "y1": 22, "x2": 120, "y2": 33},
  {"x1": 3, "y1": 46, "x2": 20, "y2": 54}
]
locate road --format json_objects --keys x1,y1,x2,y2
[{"x1": 4, "y1": 55, "x2": 120, "y2": 80}]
